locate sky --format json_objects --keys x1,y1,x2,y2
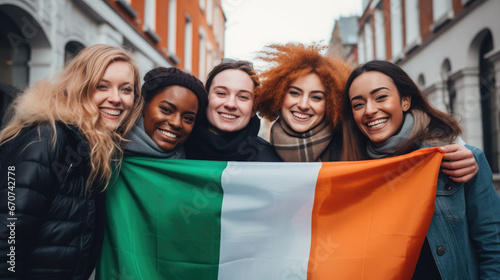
[{"x1": 220, "y1": 0, "x2": 363, "y2": 70}]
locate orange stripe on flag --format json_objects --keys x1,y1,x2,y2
[{"x1": 307, "y1": 148, "x2": 444, "y2": 280}]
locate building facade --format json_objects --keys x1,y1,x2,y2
[
  {"x1": 0, "y1": 0, "x2": 225, "y2": 127},
  {"x1": 327, "y1": 16, "x2": 359, "y2": 66},
  {"x1": 352, "y1": 0, "x2": 500, "y2": 188}
]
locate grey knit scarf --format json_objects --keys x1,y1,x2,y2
[
  {"x1": 125, "y1": 117, "x2": 185, "y2": 159},
  {"x1": 366, "y1": 110, "x2": 436, "y2": 159}
]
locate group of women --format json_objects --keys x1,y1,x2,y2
[{"x1": 0, "y1": 42, "x2": 499, "y2": 279}]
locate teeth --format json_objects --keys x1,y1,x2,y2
[
  {"x1": 159, "y1": 129, "x2": 178, "y2": 138},
  {"x1": 101, "y1": 108, "x2": 121, "y2": 116},
  {"x1": 367, "y1": 118, "x2": 388, "y2": 128},
  {"x1": 292, "y1": 112, "x2": 310, "y2": 119},
  {"x1": 220, "y1": 113, "x2": 237, "y2": 119}
]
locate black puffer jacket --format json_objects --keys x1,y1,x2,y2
[{"x1": 0, "y1": 122, "x2": 105, "y2": 280}]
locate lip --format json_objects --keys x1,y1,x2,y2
[
  {"x1": 156, "y1": 127, "x2": 181, "y2": 142},
  {"x1": 218, "y1": 112, "x2": 239, "y2": 121},
  {"x1": 365, "y1": 117, "x2": 389, "y2": 130},
  {"x1": 290, "y1": 111, "x2": 312, "y2": 122},
  {"x1": 100, "y1": 107, "x2": 123, "y2": 119}
]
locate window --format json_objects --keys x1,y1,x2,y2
[
  {"x1": 115, "y1": 0, "x2": 137, "y2": 18},
  {"x1": 433, "y1": 0, "x2": 452, "y2": 22},
  {"x1": 199, "y1": 28, "x2": 206, "y2": 81},
  {"x1": 390, "y1": 0, "x2": 403, "y2": 59},
  {"x1": 144, "y1": 0, "x2": 156, "y2": 32},
  {"x1": 207, "y1": 0, "x2": 213, "y2": 26},
  {"x1": 357, "y1": 34, "x2": 365, "y2": 63},
  {"x1": 0, "y1": 11, "x2": 28, "y2": 128},
  {"x1": 206, "y1": 42, "x2": 213, "y2": 73},
  {"x1": 144, "y1": 0, "x2": 160, "y2": 42},
  {"x1": 404, "y1": 0, "x2": 420, "y2": 47},
  {"x1": 363, "y1": 21, "x2": 374, "y2": 61},
  {"x1": 184, "y1": 15, "x2": 193, "y2": 73},
  {"x1": 199, "y1": 0, "x2": 205, "y2": 11},
  {"x1": 168, "y1": 0, "x2": 177, "y2": 57},
  {"x1": 64, "y1": 41, "x2": 85, "y2": 63},
  {"x1": 213, "y1": 6, "x2": 220, "y2": 44},
  {"x1": 374, "y1": 5, "x2": 386, "y2": 60},
  {"x1": 479, "y1": 33, "x2": 498, "y2": 172},
  {"x1": 417, "y1": 74, "x2": 425, "y2": 88}
]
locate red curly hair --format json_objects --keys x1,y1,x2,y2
[{"x1": 256, "y1": 43, "x2": 352, "y2": 129}]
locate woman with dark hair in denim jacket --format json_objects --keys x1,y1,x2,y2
[{"x1": 341, "y1": 60, "x2": 500, "y2": 279}]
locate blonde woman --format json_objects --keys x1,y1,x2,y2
[{"x1": 0, "y1": 44, "x2": 143, "y2": 279}]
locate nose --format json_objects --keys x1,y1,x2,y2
[
  {"x1": 297, "y1": 95, "x2": 310, "y2": 111},
  {"x1": 365, "y1": 99, "x2": 378, "y2": 116},
  {"x1": 107, "y1": 88, "x2": 121, "y2": 104},
  {"x1": 224, "y1": 95, "x2": 237, "y2": 110},
  {"x1": 169, "y1": 113, "x2": 182, "y2": 129}
]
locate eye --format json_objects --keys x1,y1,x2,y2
[
  {"x1": 288, "y1": 90, "x2": 300, "y2": 96},
  {"x1": 375, "y1": 94, "x2": 388, "y2": 101},
  {"x1": 183, "y1": 115, "x2": 196, "y2": 123},
  {"x1": 215, "y1": 91, "x2": 227, "y2": 97},
  {"x1": 311, "y1": 95, "x2": 324, "y2": 101},
  {"x1": 238, "y1": 94, "x2": 251, "y2": 101},
  {"x1": 97, "y1": 84, "x2": 107, "y2": 90},
  {"x1": 351, "y1": 101, "x2": 365, "y2": 110},
  {"x1": 160, "y1": 106, "x2": 172, "y2": 114},
  {"x1": 121, "y1": 87, "x2": 133, "y2": 93}
]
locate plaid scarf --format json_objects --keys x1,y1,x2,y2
[{"x1": 270, "y1": 118, "x2": 332, "y2": 162}]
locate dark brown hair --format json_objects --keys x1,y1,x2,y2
[
  {"x1": 341, "y1": 60, "x2": 462, "y2": 161},
  {"x1": 205, "y1": 60, "x2": 260, "y2": 110}
]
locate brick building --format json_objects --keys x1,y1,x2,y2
[
  {"x1": 0, "y1": 0, "x2": 225, "y2": 127},
  {"x1": 347, "y1": 0, "x2": 500, "y2": 188}
]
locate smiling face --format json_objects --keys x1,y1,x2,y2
[
  {"x1": 143, "y1": 85, "x2": 199, "y2": 151},
  {"x1": 93, "y1": 61, "x2": 135, "y2": 131},
  {"x1": 206, "y1": 69, "x2": 255, "y2": 135},
  {"x1": 280, "y1": 73, "x2": 326, "y2": 133},
  {"x1": 348, "y1": 71, "x2": 411, "y2": 143}
]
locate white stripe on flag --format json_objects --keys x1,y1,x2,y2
[{"x1": 218, "y1": 162, "x2": 322, "y2": 280}]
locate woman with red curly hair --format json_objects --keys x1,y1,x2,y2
[
  {"x1": 257, "y1": 43, "x2": 479, "y2": 182},
  {"x1": 257, "y1": 43, "x2": 352, "y2": 161}
]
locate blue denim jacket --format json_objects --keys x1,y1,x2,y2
[{"x1": 426, "y1": 145, "x2": 500, "y2": 279}]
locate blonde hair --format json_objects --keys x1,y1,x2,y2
[
  {"x1": 256, "y1": 43, "x2": 352, "y2": 130},
  {"x1": 0, "y1": 44, "x2": 144, "y2": 193}
]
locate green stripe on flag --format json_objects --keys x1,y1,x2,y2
[{"x1": 97, "y1": 157, "x2": 227, "y2": 279}]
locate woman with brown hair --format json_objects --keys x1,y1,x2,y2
[
  {"x1": 341, "y1": 60, "x2": 500, "y2": 278},
  {"x1": 185, "y1": 59, "x2": 279, "y2": 161},
  {"x1": 0, "y1": 44, "x2": 143, "y2": 279}
]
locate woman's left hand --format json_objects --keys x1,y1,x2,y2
[{"x1": 439, "y1": 144, "x2": 478, "y2": 183}]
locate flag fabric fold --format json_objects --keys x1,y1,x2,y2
[{"x1": 97, "y1": 148, "x2": 443, "y2": 280}]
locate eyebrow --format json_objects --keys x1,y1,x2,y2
[
  {"x1": 160, "y1": 100, "x2": 197, "y2": 115},
  {"x1": 213, "y1": 85, "x2": 253, "y2": 95},
  {"x1": 289, "y1": 86, "x2": 325, "y2": 95},
  {"x1": 99, "y1": 79, "x2": 132, "y2": 86},
  {"x1": 160, "y1": 100, "x2": 177, "y2": 111},
  {"x1": 350, "y1": 87, "x2": 389, "y2": 102}
]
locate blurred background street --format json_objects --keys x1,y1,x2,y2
[{"x1": 0, "y1": 0, "x2": 498, "y2": 190}]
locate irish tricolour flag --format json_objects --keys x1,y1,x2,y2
[{"x1": 97, "y1": 148, "x2": 443, "y2": 280}]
